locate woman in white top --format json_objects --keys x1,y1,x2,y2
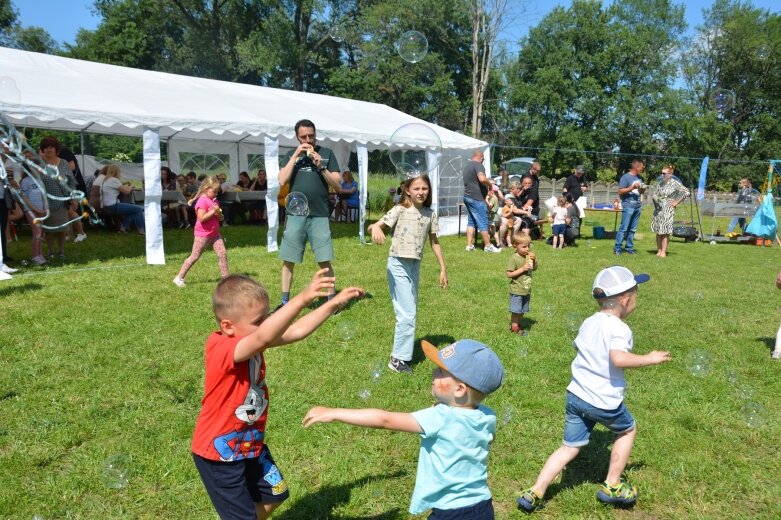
[{"x1": 101, "y1": 164, "x2": 145, "y2": 234}]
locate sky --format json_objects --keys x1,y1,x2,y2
[{"x1": 13, "y1": 0, "x2": 781, "y2": 48}]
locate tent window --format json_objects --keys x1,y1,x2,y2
[
  {"x1": 179, "y1": 152, "x2": 230, "y2": 176},
  {"x1": 247, "y1": 154, "x2": 265, "y2": 172}
]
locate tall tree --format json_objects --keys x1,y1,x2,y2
[{"x1": 0, "y1": 0, "x2": 58, "y2": 53}]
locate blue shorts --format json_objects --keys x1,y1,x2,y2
[
  {"x1": 463, "y1": 196, "x2": 489, "y2": 232},
  {"x1": 429, "y1": 498, "x2": 494, "y2": 520},
  {"x1": 562, "y1": 391, "x2": 635, "y2": 447},
  {"x1": 552, "y1": 224, "x2": 567, "y2": 235},
  {"x1": 193, "y1": 445, "x2": 289, "y2": 520},
  {"x1": 509, "y1": 293, "x2": 530, "y2": 314}
]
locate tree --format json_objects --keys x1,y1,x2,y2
[
  {"x1": 0, "y1": 0, "x2": 58, "y2": 53},
  {"x1": 505, "y1": 0, "x2": 687, "y2": 177}
]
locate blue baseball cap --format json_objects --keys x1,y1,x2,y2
[{"x1": 422, "y1": 339, "x2": 504, "y2": 394}]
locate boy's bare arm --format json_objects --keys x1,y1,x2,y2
[
  {"x1": 302, "y1": 407, "x2": 423, "y2": 433},
  {"x1": 277, "y1": 286, "x2": 365, "y2": 344},
  {"x1": 233, "y1": 269, "x2": 335, "y2": 362},
  {"x1": 610, "y1": 349, "x2": 671, "y2": 368}
]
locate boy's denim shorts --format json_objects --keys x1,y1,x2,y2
[{"x1": 562, "y1": 391, "x2": 635, "y2": 447}]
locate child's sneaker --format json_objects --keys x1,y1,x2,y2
[
  {"x1": 74, "y1": 233, "x2": 87, "y2": 243},
  {"x1": 597, "y1": 479, "x2": 637, "y2": 506},
  {"x1": 517, "y1": 488, "x2": 544, "y2": 513},
  {"x1": 510, "y1": 324, "x2": 529, "y2": 336},
  {"x1": 173, "y1": 276, "x2": 186, "y2": 288},
  {"x1": 388, "y1": 356, "x2": 412, "y2": 373},
  {"x1": 465, "y1": 244, "x2": 475, "y2": 251},
  {"x1": 771, "y1": 350, "x2": 781, "y2": 360},
  {"x1": 484, "y1": 244, "x2": 502, "y2": 253}
]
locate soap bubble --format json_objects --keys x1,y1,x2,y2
[
  {"x1": 499, "y1": 404, "x2": 514, "y2": 428},
  {"x1": 686, "y1": 349, "x2": 711, "y2": 377},
  {"x1": 0, "y1": 76, "x2": 21, "y2": 104},
  {"x1": 566, "y1": 313, "x2": 581, "y2": 334},
  {"x1": 396, "y1": 30, "x2": 428, "y2": 63},
  {"x1": 358, "y1": 388, "x2": 371, "y2": 400},
  {"x1": 737, "y1": 384, "x2": 755, "y2": 400},
  {"x1": 710, "y1": 89, "x2": 735, "y2": 113},
  {"x1": 388, "y1": 123, "x2": 441, "y2": 179},
  {"x1": 371, "y1": 362, "x2": 384, "y2": 383},
  {"x1": 102, "y1": 454, "x2": 131, "y2": 489},
  {"x1": 285, "y1": 192, "x2": 309, "y2": 217},
  {"x1": 516, "y1": 345, "x2": 528, "y2": 358},
  {"x1": 757, "y1": 44, "x2": 770, "y2": 60},
  {"x1": 695, "y1": 291, "x2": 704, "y2": 300},
  {"x1": 741, "y1": 401, "x2": 764, "y2": 428},
  {"x1": 329, "y1": 24, "x2": 346, "y2": 43},
  {"x1": 726, "y1": 369, "x2": 738, "y2": 385},
  {"x1": 709, "y1": 240, "x2": 716, "y2": 245},
  {"x1": 337, "y1": 320, "x2": 356, "y2": 342},
  {"x1": 541, "y1": 304, "x2": 556, "y2": 318}
]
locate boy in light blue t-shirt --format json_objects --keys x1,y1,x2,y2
[{"x1": 304, "y1": 339, "x2": 504, "y2": 519}]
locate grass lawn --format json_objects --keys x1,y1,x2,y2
[{"x1": 1, "y1": 207, "x2": 780, "y2": 519}]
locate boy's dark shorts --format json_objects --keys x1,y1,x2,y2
[
  {"x1": 429, "y1": 498, "x2": 494, "y2": 519},
  {"x1": 193, "y1": 445, "x2": 289, "y2": 520}
]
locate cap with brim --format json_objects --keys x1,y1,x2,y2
[
  {"x1": 592, "y1": 265, "x2": 649, "y2": 298},
  {"x1": 422, "y1": 339, "x2": 504, "y2": 394},
  {"x1": 575, "y1": 165, "x2": 585, "y2": 173}
]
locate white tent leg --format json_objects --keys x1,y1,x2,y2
[
  {"x1": 427, "y1": 150, "x2": 441, "y2": 215},
  {"x1": 357, "y1": 144, "x2": 368, "y2": 243},
  {"x1": 264, "y1": 137, "x2": 280, "y2": 252},
  {"x1": 142, "y1": 127, "x2": 165, "y2": 264}
]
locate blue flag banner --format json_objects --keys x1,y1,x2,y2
[{"x1": 696, "y1": 156, "x2": 709, "y2": 200}]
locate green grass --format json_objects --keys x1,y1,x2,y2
[{"x1": 2, "y1": 208, "x2": 780, "y2": 519}]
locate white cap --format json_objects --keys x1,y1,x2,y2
[{"x1": 592, "y1": 266, "x2": 650, "y2": 298}]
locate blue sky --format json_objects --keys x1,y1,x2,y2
[{"x1": 14, "y1": 0, "x2": 781, "y2": 48}]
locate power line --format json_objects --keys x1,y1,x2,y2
[{"x1": 490, "y1": 143, "x2": 772, "y2": 165}]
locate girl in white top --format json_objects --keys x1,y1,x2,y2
[
  {"x1": 19, "y1": 169, "x2": 47, "y2": 264},
  {"x1": 550, "y1": 196, "x2": 570, "y2": 249},
  {"x1": 367, "y1": 175, "x2": 448, "y2": 373}
]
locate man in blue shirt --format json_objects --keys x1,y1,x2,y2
[{"x1": 614, "y1": 159, "x2": 647, "y2": 255}]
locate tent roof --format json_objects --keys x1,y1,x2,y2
[{"x1": 0, "y1": 47, "x2": 487, "y2": 151}]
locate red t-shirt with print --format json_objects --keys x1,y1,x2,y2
[{"x1": 191, "y1": 332, "x2": 269, "y2": 461}]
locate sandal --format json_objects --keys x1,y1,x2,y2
[{"x1": 597, "y1": 479, "x2": 638, "y2": 506}]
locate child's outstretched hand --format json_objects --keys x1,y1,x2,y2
[
  {"x1": 370, "y1": 223, "x2": 386, "y2": 244},
  {"x1": 331, "y1": 286, "x2": 365, "y2": 309},
  {"x1": 302, "y1": 268, "x2": 336, "y2": 302},
  {"x1": 647, "y1": 350, "x2": 672, "y2": 365},
  {"x1": 302, "y1": 406, "x2": 335, "y2": 428}
]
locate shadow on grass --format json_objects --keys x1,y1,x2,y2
[
  {"x1": 545, "y1": 430, "x2": 646, "y2": 500},
  {"x1": 756, "y1": 336, "x2": 775, "y2": 353},
  {"x1": 0, "y1": 281, "x2": 44, "y2": 297},
  {"x1": 521, "y1": 316, "x2": 538, "y2": 332},
  {"x1": 276, "y1": 472, "x2": 405, "y2": 520},
  {"x1": 410, "y1": 334, "x2": 457, "y2": 368}
]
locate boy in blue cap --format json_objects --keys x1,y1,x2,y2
[
  {"x1": 517, "y1": 266, "x2": 671, "y2": 512},
  {"x1": 303, "y1": 339, "x2": 504, "y2": 519}
]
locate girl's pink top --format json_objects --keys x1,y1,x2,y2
[{"x1": 194, "y1": 195, "x2": 220, "y2": 238}]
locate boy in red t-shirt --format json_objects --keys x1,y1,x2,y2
[{"x1": 192, "y1": 269, "x2": 363, "y2": 519}]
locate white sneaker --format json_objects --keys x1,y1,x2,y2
[
  {"x1": 173, "y1": 276, "x2": 186, "y2": 288},
  {"x1": 0, "y1": 271, "x2": 11, "y2": 280},
  {"x1": 31, "y1": 255, "x2": 47, "y2": 266},
  {"x1": 74, "y1": 233, "x2": 87, "y2": 243},
  {"x1": 772, "y1": 351, "x2": 781, "y2": 360},
  {"x1": 2, "y1": 264, "x2": 18, "y2": 274},
  {"x1": 484, "y1": 245, "x2": 502, "y2": 253},
  {"x1": 465, "y1": 245, "x2": 475, "y2": 251}
]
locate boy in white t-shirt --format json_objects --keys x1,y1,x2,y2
[
  {"x1": 304, "y1": 339, "x2": 504, "y2": 519},
  {"x1": 517, "y1": 266, "x2": 671, "y2": 513}
]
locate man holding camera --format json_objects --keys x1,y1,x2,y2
[{"x1": 614, "y1": 159, "x2": 647, "y2": 255}]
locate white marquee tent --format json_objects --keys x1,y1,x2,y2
[{"x1": 0, "y1": 47, "x2": 489, "y2": 264}]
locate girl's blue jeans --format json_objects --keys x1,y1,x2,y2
[{"x1": 387, "y1": 256, "x2": 420, "y2": 362}]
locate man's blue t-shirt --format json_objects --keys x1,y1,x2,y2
[
  {"x1": 618, "y1": 172, "x2": 643, "y2": 203},
  {"x1": 408, "y1": 403, "x2": 496, "y2": 514}
]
